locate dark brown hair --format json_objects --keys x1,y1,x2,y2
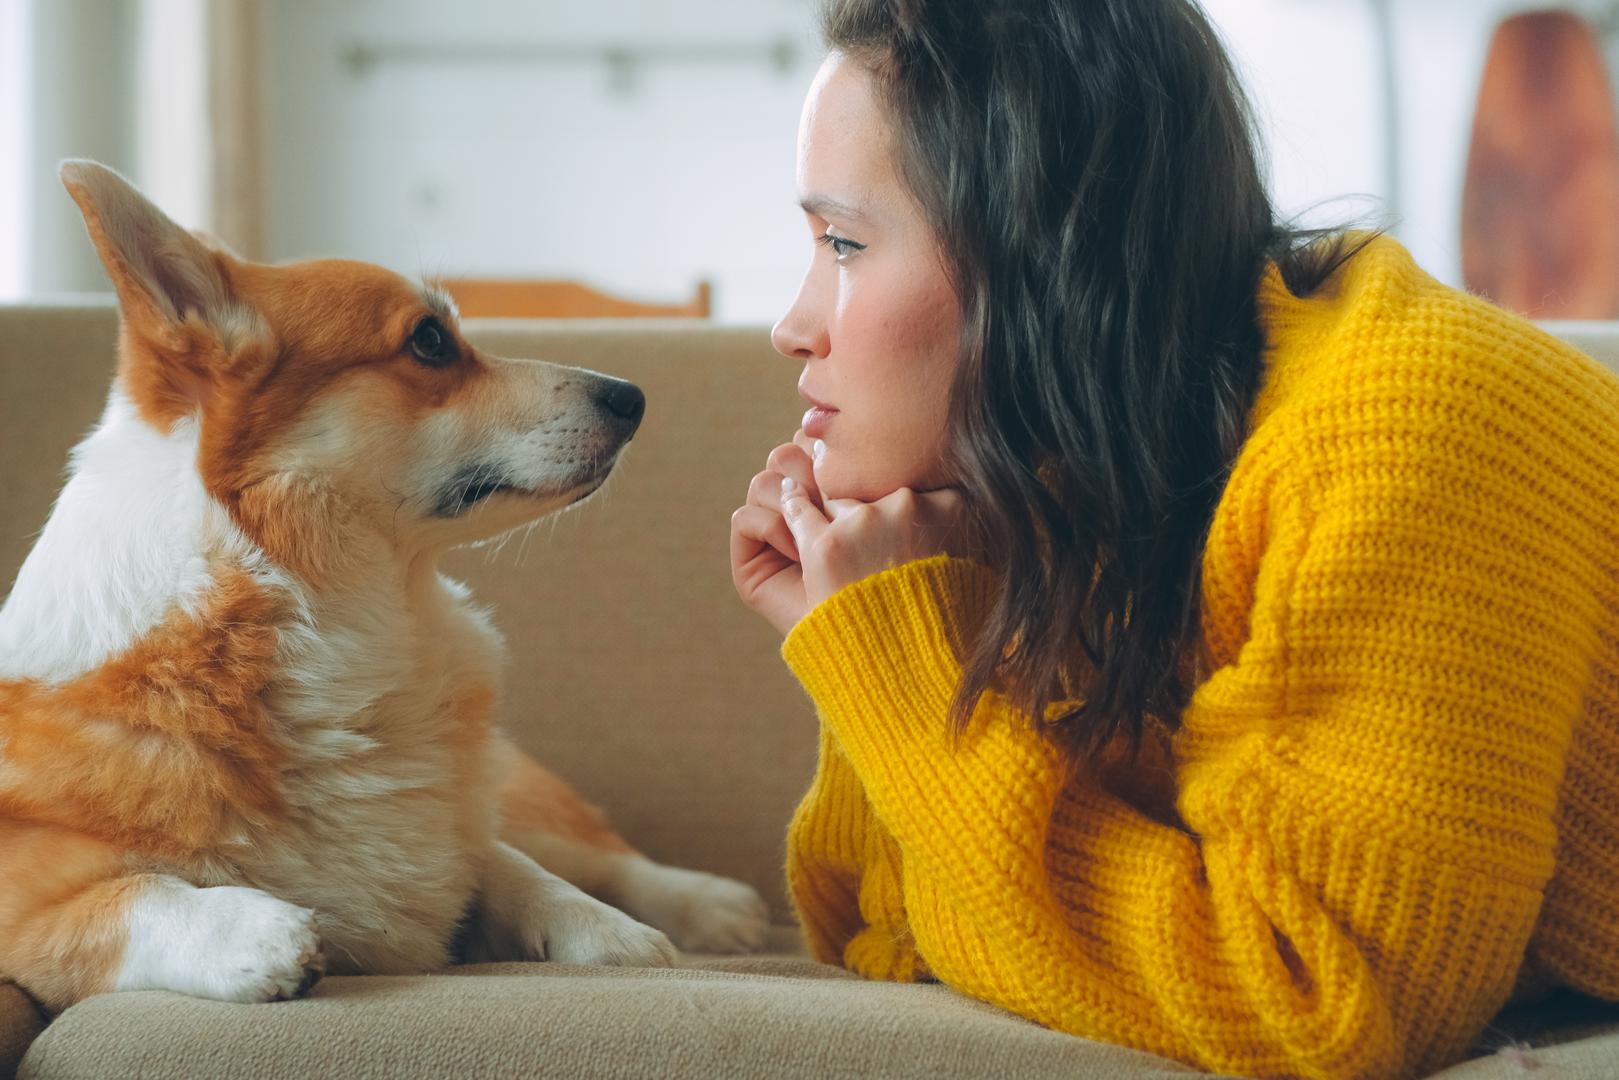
[{"x1": 820, "y1": 0, "x2": 1381, "y2": 757}]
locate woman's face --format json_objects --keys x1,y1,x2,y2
[{"x1": 772, "y1": 51, "x2": 961, "y2": 503}]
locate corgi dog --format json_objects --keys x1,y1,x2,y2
[{"x1": 0, "y1": 161, "x2": 768, "y2": 1013}]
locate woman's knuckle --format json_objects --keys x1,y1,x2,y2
[{"x1": 748, "y1": 471, "x2": 780, "y2": 500}]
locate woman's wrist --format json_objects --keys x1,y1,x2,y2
[{"x1": 779, "y1": 477, "x2": 974, "y2": 616}]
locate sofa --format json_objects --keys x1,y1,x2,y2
[{"x1": 4, "y1": 301, "x2": 1619, "y2": 1078}]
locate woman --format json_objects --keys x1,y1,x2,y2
[{"x1": 728, "y1": 1, "x2": 1619, "y2": 1077}]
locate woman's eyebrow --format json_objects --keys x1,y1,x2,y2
[{"x1": 799, "y1": 194, "x2": 871, "y2": 223}]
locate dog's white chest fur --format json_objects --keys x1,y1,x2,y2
[{"x1": 203, "y1": 573, "x2": 507, "y2": 974}]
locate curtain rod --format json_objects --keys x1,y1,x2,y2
[{"x1": 341, "y1": 38, "x2": 804, "y2": 80}]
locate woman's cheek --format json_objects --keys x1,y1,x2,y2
[
  {"x1": 816, "y1": 423, "x2": 949, "y2": 502},
  {"x1": 811, "y1": 378, "x2": 954, "y2": 501},
  {"x1": 817, "y1": 258, "x2": 958, "y2": 500}
]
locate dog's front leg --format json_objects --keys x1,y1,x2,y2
[{"x1": 468, "y1": 841, "x2": 677, "y2": 967}]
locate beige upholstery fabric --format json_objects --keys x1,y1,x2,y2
[
  {"x1": 443, "y1": 320, "x2": 816, "y2": 916},
  {"x1": 19, "y1": 941, "x2": 1216, "y2": 1080},
  {"x1": 19, "y1": 951, "x2": 1619, "y2": 1080},
  {"x1": 5, "y1": 304, "x2": 1619, "y2": 1078}
]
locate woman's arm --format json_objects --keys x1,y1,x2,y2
[
  {"x1": 787, "y1": 724, "x2": 930, "y2": 982},
  {"x1": 782, "y1": 441, "x2": 1590, "y2": 1078},
  {"x1": 784, "y1": 724, "x2": 870, "y2": 965}
]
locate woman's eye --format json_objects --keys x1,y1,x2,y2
[
  {"x1": 816, "y1": 232, "x2": 867, "y2": 261},
  {"x1": 409, "y1": 316, "x2": 457, "y2": 367}
]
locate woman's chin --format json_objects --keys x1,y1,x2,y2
[
  {"x1": 817, "y1": 457, "x2": 948, "y2": 505},
  {"x1": 813, "y1": 460, "x2": 878, "y2": 504}
]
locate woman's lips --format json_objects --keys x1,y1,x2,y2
[{"x1": 802, "y1": 406, "x2": 837, "y2": 439}]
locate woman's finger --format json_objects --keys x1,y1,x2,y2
[
  {"x1": 767, "y1": 442, "x2": 823, "y2": 509},
  {"x1": 731, "y1": 502, "x2": 800, "y2": 564},
  {"x1": 791, "y1": 428, "x2": 833, "y2": 495},
  {"x1": 730, "y1": 504, "x2": 808, "y2": 635},
  {"x1": 781, "y1": 476, "x2": 832, "y2": 556},
  {"x1": 747, "y1": 469, "x2": 786, "y2": 512}
]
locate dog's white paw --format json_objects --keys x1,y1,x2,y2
[
  {"x1": 529, "y1": 893, "x2": 678, "y2": 968},
  {"x1": 619, "y1": 863, "x2": 771, "y2": 954},
  {"x1": 186, "y1": 887, "x2": 325, "y2": 1002},
  {"x1": 120, "y1": 883, "x2": 325, "y2": 1003}
]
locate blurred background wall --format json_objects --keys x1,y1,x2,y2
[{"x1": 4, "y1": 0, "x2": 1619, "y2": 322}]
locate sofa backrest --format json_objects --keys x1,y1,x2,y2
[
  {"x1": 8, "y1": 305, "x2": 1619, "y2": 920},
  {"x1": 0, "y1": 303, "x2": 811, "y2": 916}
]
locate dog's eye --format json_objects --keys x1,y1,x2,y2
[{"x1": 409, "y1": 317, "x2": 457, "y2": 367}]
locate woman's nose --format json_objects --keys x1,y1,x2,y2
[{"x1": 772, "y1": 278, "x2": 830, "y2": 360}]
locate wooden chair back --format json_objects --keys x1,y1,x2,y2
[{"x1": 442, "y1": 279, "x2": 712, "y2": 319}]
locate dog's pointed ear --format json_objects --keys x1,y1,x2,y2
[{"x1": 59, "y1": 160, "x2": 244, "y2": 346}]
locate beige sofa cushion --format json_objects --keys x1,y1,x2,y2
[
  {"x1": 17, "y1": 947, "x2": 1619, "y2": 1080},
  {"x1": 20, "y1": 953, "x2": 1209, "y2": 1079}
]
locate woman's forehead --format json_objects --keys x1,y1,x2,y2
[{"x1": 797, "y1": 53, "x2": 899, "y2": 220}]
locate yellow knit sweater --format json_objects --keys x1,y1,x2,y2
[{"x1": 780, "y1": 235, "x2": 1619, "y2": 1079}]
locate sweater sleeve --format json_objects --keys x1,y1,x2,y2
[
  {"x1": 781, "y1": 444, "x2": 1593, "y2": 1079},
  {"x1": 785, "y1": 724, "x2": 930, "y2": 982},
  {"x1": 783, "y1": 723, "x2": 868, "y2": 967}
]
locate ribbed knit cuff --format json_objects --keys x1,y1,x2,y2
[
  {"x1": 782, "y1": 555, "x2": 997, "y2": 731},
  {"x1": 780, "y1": 555, "x2": 1064, "y2": 861}
]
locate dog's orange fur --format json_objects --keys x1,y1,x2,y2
[
  {"x1": 0, "y1": 169, "x2": 652, "y2": 1010},
  {"x1": 0, "y1": 568, "x2": 287, "y2": 859},
  {"x1": 69, "y1": 171, "x2": 502, "y2": 588},
  {"x1": 0, "y1": 823, "x2": 142, "y2": 1010},
  {"x1": 497, "y1": 746, "x2": 634, "y2": 855},
  {"x1": 0, "y1": 528, "x2": 639, "y2": 1010},
  {"x1": 0, "y1": 568, "x2": 294, "y2": 1008},
  {"x1": 0, "y1": 575, "x2": 632, "y2": 1007},
  {"x1": 172, "y1": 260, "x2": 639, "y2": 871},
  {"x1": 198, "y1": 264, "x2": 497, "y2": 585},
  {"x1": 108, "y1": 264, "x2": 493, "y2": 585}
]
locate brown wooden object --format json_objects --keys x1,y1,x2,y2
[
  {"x1": 1462, "y1": 11, "x2": 1619, "y2": 319},
  {"x1": 442, "y1": 279, "x2": 712, "y2": 319}
]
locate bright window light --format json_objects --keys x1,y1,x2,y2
[{"x1": 0, "y1": 0, "x2": 31, "y2": 299}]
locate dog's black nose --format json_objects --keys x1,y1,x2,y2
[{"x1": 596, "y1": 379, "x2": 646, "y2": 434}]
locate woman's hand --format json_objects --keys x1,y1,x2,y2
[
  {"x1": 730, "y1": 431, "x2": 826, "y2": 636},
  {"x1": 780, "y1": 480, "x2": 971, "y2": 614},
  {"x1": 732, "y1": 429, "x2": 974, "y2": 635}
]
